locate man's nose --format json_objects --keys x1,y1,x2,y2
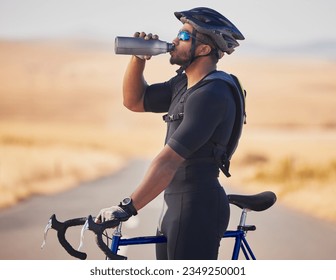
[{"x1": 172, "y1": 37, "x2": 179, "y2": 46}]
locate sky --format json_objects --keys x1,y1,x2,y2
[{"x1": 0, "y1": 0, "x2": 335, "y2": 55}]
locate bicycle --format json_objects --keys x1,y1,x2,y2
[{"x1": 41, "y1": 191, "x2": 276, "y2": 260}]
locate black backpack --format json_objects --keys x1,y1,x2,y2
[
  {"x1": 163, "y1": 71, "x2": 247, "y2": 177},
  {"x1": 204, "y1": 71, "x2": 247, "y2": 177}
]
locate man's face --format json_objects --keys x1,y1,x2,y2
[{"x1": 169, "y1": 23, "x2": 194, "y2": 66}]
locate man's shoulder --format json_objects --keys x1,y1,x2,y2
[
  {"x1": 199, "y1": 71, "x2": 234, "y2": 92},
  {"x1": 204, "y1": 70, "x2": 234, "y2": 85}
]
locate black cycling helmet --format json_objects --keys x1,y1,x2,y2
[{"x1": 175, "y1": 7, "x2": 245, "y2": 55}]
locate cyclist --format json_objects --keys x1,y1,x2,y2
[{"x1": 96, "y1": 7, "x2": 245, "y2": 260}]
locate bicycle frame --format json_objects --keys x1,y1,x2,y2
[
  {"x1": 224, "y1": 230, "x2": 256, "y2": 260},
  {"x1": 109, "y1": 208, "x2": 256, "y2": 260}
]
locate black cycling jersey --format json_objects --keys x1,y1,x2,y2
[
  {"x1": 143, "y1": 70, "x2": 236, "y2": 259},
  {"x1": 144, "y1": 72, "x2": 236, "y2": 162}
]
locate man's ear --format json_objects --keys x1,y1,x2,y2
[{"x1": 197, "y1": 44, "x2": 212, "y2": 56}]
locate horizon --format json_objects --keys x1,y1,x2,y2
[{"x1": 1, "y1": 36, "x2": 335, "y2": 59}]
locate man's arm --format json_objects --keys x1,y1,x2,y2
[
  {"x1": 122, "y1": 56, "x2": 147, "y2": 112},
  {"x1": 122, "y1": 32, "x2": 159, "y2": 112},
  {"x1": 130, "y1": 144, "x2": 184, "y2": 210},
  {"x1": 95, "y1": 145, "x2": 184, "y2": 223}
]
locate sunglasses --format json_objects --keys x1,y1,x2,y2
[
  {"x1": 177, "y1": 30, "x2": 211, "y2": 46},
  {"x1": 177, "y1": 30, "x2": 193, "y2": 41}
]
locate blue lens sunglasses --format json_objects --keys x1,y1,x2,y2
[
  {"x1": 177, "y1": 30, "x2": 193, "y2": 41},
  {"x1": 177, "y1": 30, "x2": 209, "y2": 45}
]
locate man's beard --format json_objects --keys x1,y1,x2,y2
[{"x1": 170, "y1": 50, "x2": 191, "y2": 66}]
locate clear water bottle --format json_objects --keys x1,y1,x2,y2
[{"x1": 114, "y1": 36, "x2": 174, "y2": 56}]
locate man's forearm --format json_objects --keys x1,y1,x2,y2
[
  {"x1": 122, "y1": 56, "x2": 148, "y2": 112},
  {"x1": 130, "y1": 145, "x2": 185, "y2": 211}
]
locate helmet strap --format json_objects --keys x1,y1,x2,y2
[{"x1": 176, "y1": 29, "x2": 198, "y2": 75}]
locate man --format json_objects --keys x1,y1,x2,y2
[{"x1": 96, "y1": 7, "x2": 245, "y2": 259}]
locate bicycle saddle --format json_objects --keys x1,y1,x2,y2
[{"x1": 228, "y1": 191, "x2": 277, "y2": 211}]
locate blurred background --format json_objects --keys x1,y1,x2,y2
[{"x1": 0, "y1": 0, "x2": 336, "y2": 259}]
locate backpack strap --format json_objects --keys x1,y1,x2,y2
[
  {"x1": 204, "y1": 71, "x2": 247, "y2": 177},
  {"x1": 162, "y1": 112, "x2": 184, "y2": 122}
]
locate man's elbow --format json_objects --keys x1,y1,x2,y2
[
  {"x1": 123, "y1": 100, "x2": 144, "y2": 112},
  {"x1": 122, "y1": 99, "x2": 135, "y2": 111}
]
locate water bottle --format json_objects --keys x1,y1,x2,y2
[{"x1": 114, "y1": 36, "x2": 174, "y2": 56}]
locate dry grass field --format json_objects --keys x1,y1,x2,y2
[{"x1": 0, "y1": 40, "x2": 335, "y2": 222}]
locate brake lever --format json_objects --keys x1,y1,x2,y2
[
  {"x1": 41, "y1": 216, "x2": 53, "y2": 249},
  {"x1": 85, "y1": 215, "x2": 127, "y2": 260},
  {"x1": 78, "y1": 218, "x2": 90, "y2": 252}
]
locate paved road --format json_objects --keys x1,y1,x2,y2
[{"x1": 0, "y1": 159, "x2": 335, "y2": 260}]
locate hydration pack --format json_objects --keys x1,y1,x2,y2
[{"x1": 162, "y1": 71, "x2": 247, "y2": 177}]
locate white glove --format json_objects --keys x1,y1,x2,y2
[{"x1": 95, "y1": 198, "x2": 137, "y2": 223}]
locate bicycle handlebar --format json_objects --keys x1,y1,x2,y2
[
  {"x1": 42, "y1": 214, "x2": 87, "y2": 260},
  {"x1": 42, "y1": 214, "x2": 127, "y2": 260}
]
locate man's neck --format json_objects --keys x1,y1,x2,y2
[{"x1": 185, "y1": 59, "x2": 217, "y2": 89}]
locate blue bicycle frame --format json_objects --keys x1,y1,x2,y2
[{"x1": 110, "y1": 208, "x2": 256, "y2": 260}]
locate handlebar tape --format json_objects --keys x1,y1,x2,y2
[
  {"x1": 50, "y1": 214, "x2": 87, "y2": 260},
  {"x1": 86, "y1": 215, "x2": 127, "y2": 260}
]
